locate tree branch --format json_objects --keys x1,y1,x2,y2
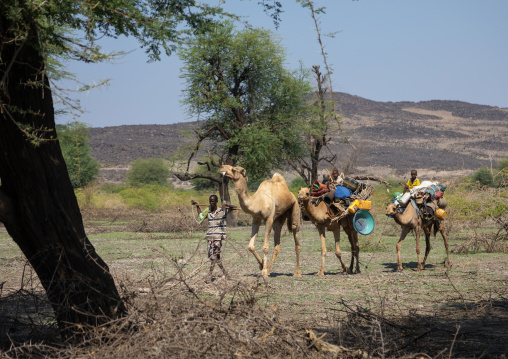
[
  {"x1": 184, "y1": 125, "x2": 232, "y2": 172},
  {"x1": 173, "y1": 172, "x2": 221, "y2": 183}
]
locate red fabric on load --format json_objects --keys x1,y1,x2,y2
[{"x1": 311, "y1": 189, "x2": 329, "y2": 196}]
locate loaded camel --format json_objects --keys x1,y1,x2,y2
[
  {"x1": 219, "y1": 165, "x2": 301, "y2": 278},
  {"x1": 386, "y1": 202, "x2": 451, "y2": 271},
  {"x1": 298, "y1": 187, "x2": 361, "y2": 275}
]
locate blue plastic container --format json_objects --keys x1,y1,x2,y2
[{"x1": 353, "y1": 210, "x2": 375, "y2": 235}]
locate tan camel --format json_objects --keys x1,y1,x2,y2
[
  {"x1": 298, "y1": 187, "x2": 361, "y2": 275},
  {"x1": 219, "y1": 165, "x2": 301, "y2": 278},
  {"x1": 386, "y1": 202, "x2": 451, "y2": 271}
]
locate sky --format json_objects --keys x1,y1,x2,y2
[{"x1": 57, "y1": 0, "x2": 508, "y2": 128}]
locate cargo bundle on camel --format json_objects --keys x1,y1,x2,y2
[{"x1": 307, "y1": 172, "x2": 382, "y2": 233}]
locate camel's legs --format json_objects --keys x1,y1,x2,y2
[
  {"x1": 333, "y1": 229, "x2": 349, "y2": 273},
  {"x1": 261, "y1": 217, "x2": 274, "y2": 278},
  {"x1": 421, "y1": 226, "x2": 432, "y2": 268},
  {"x1": 345, "y1": 217, "x2": 361, "y2": 274},
  {"x1": 266, "y1": 219, "x2": 284, "y2": 275},
  {"x1": 290, "y1": 203, "x2": 302, "y2": 278},
  {"x1": 349, "y1": 231, "x2": 361, "y2": 274},
  {"x1": 396, "y1": 227, "x2": 411, "y2": 271},
  {"x1": 415, "y1": 227, "x2": 424, "y2": 271},
  {"x1": 292, "y1": 226, "x2": 302, "y2": 277},
  {"x1": 316, "y1": 226, "x2": 327, "y2": 276},
  {"x1": 248, "y1": 220, "x2": 264, "y2": 270},
  {"x1": 439, "y1": 220, "x2": 451, "y2": 268}
]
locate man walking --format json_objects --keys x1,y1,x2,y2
[{"x1": 191, "y1": 195, "x2": 234, "y2": 282}]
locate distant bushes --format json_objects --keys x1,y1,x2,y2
[
  {"x1": 470, "y1": 157, "x2": 508, "y2": 188},
  {"x1": 127, "y1": 158, "x2": 171, "y2": 187}
]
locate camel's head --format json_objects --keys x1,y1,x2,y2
[
  {"x1": 385, "y1": 202, "x2": 398, "y2": 217},
  {"x1": 218, "y1": 165, "x2": 247, "y2": 182},
  {"x1": 297, "y1": 187, "x2": 311, "y2": 201}
]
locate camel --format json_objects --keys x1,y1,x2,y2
[
  {"x1": 219, "y1": 165, "x2": 301, "y2": 278},
  {"x1": 386, "y1": 202, "x2": 451, "y2": 271},
  {"x1": 298, "y1": 187, "x2": 361, "y2": 275}
]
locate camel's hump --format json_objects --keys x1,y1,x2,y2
[{"x1": 271, "y1": 173, "x2": 287, "y2": 183}]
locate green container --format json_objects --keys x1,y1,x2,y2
[{"x1": 353, "y1": 210, "x2": 375, "y2": 235}]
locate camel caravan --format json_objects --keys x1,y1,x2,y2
[{"x1": 219, "y1": 165, "x2": 451, "y2": 278}]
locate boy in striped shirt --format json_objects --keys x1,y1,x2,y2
[{"x1": 191, "y1": 195, "x2": 234, "y2": 282}]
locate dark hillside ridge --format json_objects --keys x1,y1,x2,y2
[{"x1": 89, "y1": 92, "x2": 508, "y2": 179}]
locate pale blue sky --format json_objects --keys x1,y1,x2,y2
[{"x1": 57, "y1": 0, "x2": 508, "y2": 128}]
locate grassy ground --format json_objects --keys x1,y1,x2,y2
[{"x1": 1, "y1": 211, "x2": 507, "y2": 357}]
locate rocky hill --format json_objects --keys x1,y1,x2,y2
[{"x1": 89, "y1": 92, "x2": 508, "y2": 183}]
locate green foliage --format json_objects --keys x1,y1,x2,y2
[
  {"x1": 127, "y1": 158, "x2": 171, "y2": 187},
  {"x1": 1, "y1": 1, "x2": 224, "y2": 63},
  {"x1": 289, "y1": 176, "x2": 308, "y2": 191},
  {"x1": 498, "y1": 157, "x2": 508, "y2": 171},
  {"x1": 118, "y1": 185, "x2": 171, "y2": 211},
  {"x1": 495, "y1": 157, "x2": 508, "y2": 187},
  {"x1": 178, "y1": 21, "x2": 312, "y2": 179},
  {"x1": 57, "y1": 122, "x2": 100, "y2": 188},
  {"x1": 472, "y1": 167, "x2": 494, "y2": 187},
  {"x1": 445, "y1": 181, "x2": 508, "y2": 221}
]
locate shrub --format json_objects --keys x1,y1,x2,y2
[
  {"x1": 127, "y1": 158, "x2": 171, "y2": 187},
  {"x1": 498, "y1": 157, "x2": 508, "y2": 172},
  {"x1": 471, "y1": 167, "x2": 494, "y2": 187},
  {"x1": 495, "y1": 157, "x2": 508, "y2": 187},
  {"x1": 57, "y1": 122, "x2": 100, "y2": 188}
]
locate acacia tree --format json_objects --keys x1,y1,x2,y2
[
  {"x1": 174, "y1": 21, "x2": 312, "y2": 203},
  {"x1": 0, "y1": 0, "x2": 231, "y2": 335}
]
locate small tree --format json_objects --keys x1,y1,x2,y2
[
  {"x1": 57, "y1": 122, "x2": 100, "y2": 188},
  {"x1": 287, "y1": 65, "x2": 341, "y2": 184},
  {"x1": 175, "y1": 21, "x2": 311, "y2": 203},
  {"x1": 472, "y1": 167, "x2": 494, "y2": 187},
  {"x1": 127, "y1": 158, "x2": 170, "y2": 187}
]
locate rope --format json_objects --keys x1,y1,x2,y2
[{"x1": 191, "y1": 204, "x2": 202, "y2": 224}]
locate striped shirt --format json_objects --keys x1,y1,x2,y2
[{"x1": 205, "y1": 207, "x2": 229, "y2": 241}]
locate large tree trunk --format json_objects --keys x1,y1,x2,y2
[{"x1": 0, "y1": 17, "x2": 126, "y2": 337}]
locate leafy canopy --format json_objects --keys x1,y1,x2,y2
[
  {"x1": 57, "y1": 122, "x2": 100, "y2": 188},
  {"x1": 1, "y1": 0, "x2": 224, "y2": 62},
  {"x1": 178, "y1": 21, "x2": 312, "y2": 179}
]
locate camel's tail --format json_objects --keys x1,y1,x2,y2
[
  {"x1": 433, "y1": 221, "x2": 439, "y2": 236},
  {"x1": 287, "y1": 201, "x2": 301, "y2": 232}
]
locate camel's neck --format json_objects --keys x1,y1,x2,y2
[
  {"x1": 393, "y1": 205, "x2": 417, "y2": 227},
  {"x1": 231, "y1": 178, "x2": 254, "y2": 213},
  {"x1": 301, "y1": 198, "x2": 328, "y2": 223}
]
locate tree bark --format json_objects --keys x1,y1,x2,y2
[{"x1": 0, "y1": 17, "x2": 126, "y2": 337}]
